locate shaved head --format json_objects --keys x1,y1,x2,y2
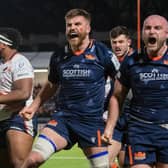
[
  {"x1": 142, "y1": 14, "x2": 168, "y2": 56},
  {"x1": 143, "y1": 15, "x2": 168, "y2": 32}
]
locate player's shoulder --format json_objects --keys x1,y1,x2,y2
[
  {"x1": 93, "y1": 40, "x2": 111, "y2": 53},
  {"x1": 92, "y1": 40, "x2": 114, "y2": 60},
  {"x1": 122, "y1": 50, "x2": 140, "y2": 65},
  {"x1": 12, "y1": 52, "x2": 30, "y2": 63},
  {"x1": 50, "y1": 45, "x2": 68, "y2": 63}
]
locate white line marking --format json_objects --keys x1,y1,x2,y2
[{"x1": 50, "y1": 156, "x2": 87, "y2": 160}]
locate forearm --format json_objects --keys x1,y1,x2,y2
[
  {"x1": 0, "y1": 90, "x2": 30, "y2": 104},
  {"x1": 106, "y1": 95, "x2": 120, "y2": 131},
  {"x1": 34, "y1": 81, "x2": 58, "y2": 108}
]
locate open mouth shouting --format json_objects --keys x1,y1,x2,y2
[
  {"x1": 148, "y1": 37, "x2": 157, "y2": 45},
  {"x1": 68, "y1": 32, "x2": 79, "y2": 39}
]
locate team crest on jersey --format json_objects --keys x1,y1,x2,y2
[
  {"x1": 134, "y1": 152, "x2": 146, "y2": 160},
  {"x1": 85, "y1": 54, "x2": 96, "y2": 60},
  {"x1": 47, "y1": 120, "x2": 58, "y2": 126}
]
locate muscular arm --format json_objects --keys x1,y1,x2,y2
[
  {"x1": 102, "y1": 79, "x2": 129, "y2": 144},
  {"x1": 0, "y1": 78, "x2": 33, "y2": 104},
  {"x1": 30, "y1": 80, "x2": 58, "y2": 112},
  {"x1": 19, "y1": 80, "x2": 58, "y2": 120}
]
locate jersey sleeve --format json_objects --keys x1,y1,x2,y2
[
  {"x1": 104, "y1": 50, "x2": 120, "y2": 79},
  {"x1": 48, "y1": 52, "x2": 60, "y2": 84},
  {"x1": 117, "y1": 55, "x2": 131, "y2": 88},
  {"x1": 12, "y1": 55, "x2": 34, "y2": 81},
  {"x1": 95, "y1": 42, "x2": 120, "y2": 79}
]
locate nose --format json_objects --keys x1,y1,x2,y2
[
  {"x1": 70, "y1": 24, "x2": 76, "y2": 30},
  {"x1": 149, "y1": 27, "x2": 156, "y2": 34},
  {"x1": 115, "y1": 42, "x2": 120, "y2": 47}
]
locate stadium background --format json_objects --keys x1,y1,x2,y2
[{"x1": 1, "y1": 0, "x2": 167, "y2": 167}]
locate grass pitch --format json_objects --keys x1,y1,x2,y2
[{"x1": 40, "y1": 144, "x2": 90, "y2": 168}]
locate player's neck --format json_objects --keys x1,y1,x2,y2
[
  {"x1": 3, "y1": 49, "x2": 17, "y2": 62},
  {"x1": 147, "y1": 44, "x2": 167, "y2": 57},
  {"x1": 71, "y1": 37, "x2": 90, "y2": 53}
]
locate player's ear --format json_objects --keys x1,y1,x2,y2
[
  {"x1": 166, "y1": 29, "x2": 168, "y2": 39},
  {"x1": 128, "y1": 39, "x2": 132, "y2": 47},
  {"x1": 86, "y1": 24, "x2": 91, "y2": 34}
]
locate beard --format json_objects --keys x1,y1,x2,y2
[{"x1": 67, "y1": 31, "x2": 88, "y2": 48}]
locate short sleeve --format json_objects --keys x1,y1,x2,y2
[
  {"x1": 12, "y1": 55, "x2": 34, "y2": 81},
  {"x1": 48, "y1": 52, "x2": 60, "y2": 84}
]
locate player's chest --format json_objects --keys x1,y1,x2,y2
[
  {"x1": 0, "y1": 62, "x2": 13, "y2": 86},
  {"x1": 58, "y1": 56, "x2": 104, "y2": 81},
  {"x1": 129, "y1": 64, "x2": 168, "y2": 88}
]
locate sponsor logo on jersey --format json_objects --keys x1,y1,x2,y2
[
  {"x1": 63, "y1": 69, "x2": 91, "y2": 78},
  {"x1": 139, "y1": 68, "x2": 168, "y2": 81},
  {"x1": 18, "y1": 62, "x2": 25, "y2": 68},
  {"x1": 134, "y1": 152, "x2": 146, "y2": 160}
]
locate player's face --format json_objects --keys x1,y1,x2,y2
[
  {"x1": 65, "y1": 16, "x2": 90, "y2": 47},
  {"x1": 0, "y1": 43, "x2": 5, "y2": 57},
  {"x1": 142, "y1": 15, "x2": 168, "y2": 54},
  {"x1": 110, "y1": 34, "x2": 131, "y2": 58}
]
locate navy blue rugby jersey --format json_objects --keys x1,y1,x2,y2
[
  {"x1": 118, "y1": 48, "x2": 168, "y2": 123},
  {"x1": 48, "y1": 40, "x2": 120, "y2": 118}
]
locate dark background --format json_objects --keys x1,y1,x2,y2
[{"x1": 0, "y1": 0, "x2": 167, "y2": 51}]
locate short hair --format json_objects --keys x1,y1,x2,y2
[
  {"x1": 0, "y1": 27, "x2": 22, "y2": 49},
  {"x1": 65, "y1": 8, "x2": 91, "y2": 24},
  {"x1": 110, "y1": 26, "x2": 130, "y2": 39}
]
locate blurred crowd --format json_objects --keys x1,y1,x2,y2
[{"x1": 33, "y1": 83, "x2": 56, "y2": 117}]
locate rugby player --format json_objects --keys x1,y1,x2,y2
[
  {"x1": 0, "y1": 27, "x2": 37, "y2": 168},
  {"x1": 103, "y1": 15, "x2": 168, "y2": 168},
  {"x1": 20, "y1": 8, "x2": 120, "y2": 168}
]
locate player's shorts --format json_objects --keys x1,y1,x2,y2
[
  {"x1": 0, "y1": 113, "x2": 38, "y2": 148},
  {"x1": 45, "y1": 111, "x2": 107, "y2": 149},
  {"x1": 125, "y1": 117, "x2": 168, "y2": 165}
]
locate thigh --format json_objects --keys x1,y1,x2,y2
[
  {"x1": 83, "y1": 146, "x2": 108, "y2": 157},
  {"x1": 45, "y1": 113, "x2": 74, "y2": 149},
  {"x1": 7, "y1": 129, "x2": 34, "y2": 161},
  {"x1": 70, "y1": 118, "x2": 107, "y2": 148},
  {"x1": 40, "y1": 127, "x2": 68, "y2": 150},
  {"x1": 6, "y1": 114, "x2": 37, "y2": 162},
  {"x1": 118, "y1": 150, "x2": 126, "y2": 167},
  {"x1": 108, "y1": 140, "x2": 121, "y2": 163},
  {"x1": 131, "y1": 164, "x2": 153, "y2": 168},
  {"x1": 156, "y1": 163, "x2": 168, "y2": 168}
]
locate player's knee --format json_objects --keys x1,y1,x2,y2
[
  {"x1": 88, "y1": 151, "x2": 109, "y2": 168},
  {"x1": 10, "y1": 157, "x2": 25, "y2": 168},
  {"x1": 20, "y1": 153, "x2": 45, "y2": 168},
  {"x1": 32, "y1": 134, "x2": 57, "y2": 161}
]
